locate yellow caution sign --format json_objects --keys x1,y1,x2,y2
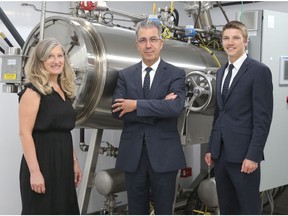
[{"x1": 4, "y1": 73, "x2": 17, "y2": 80}]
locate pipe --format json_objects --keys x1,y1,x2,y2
[
  {"x1": 0, "y1": 7, "x2": 24, "y2": 48},
  {"x1": 213, "y1": 1, "x2": 257, "y2": 7},
  {"x1": 39, "y1": 2, "x2": 46, "y2": 41},
  {"x1": 20, "y1": 3, "x2": 71, "y2": 15},
  {"x1": 79, "y1": 128, "x2": 89, "y2": 152},
  {"x1": 107, "y1": 7, "x2": 145, "y2": 24},
  {"x1": 194, "y1": 1, "x2": 201, "y2": 28},
  {"x1": 80, "y1": 128, "x2": 85, "y2": 145}
]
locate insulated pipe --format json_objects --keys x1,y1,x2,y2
[
  {"x1": 0, "y1": 7, "x2": 24, "y2": 48},
  {"x1": 0, "y1": 32, "x2": 13, "y2": 47}
]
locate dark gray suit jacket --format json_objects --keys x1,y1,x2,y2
[
  {"x1": 112, "y1": 59, "x2": 186, "y2": 172},
  {"x1": 207, "y1": 57, "x2": 273, "y2": 163}
]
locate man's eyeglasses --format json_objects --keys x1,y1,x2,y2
[{"x1": 137, "y1": 37, "x2": 161, "y2": 45}]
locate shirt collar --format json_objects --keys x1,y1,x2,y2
[
  {"x1": 228, "y1": 53, "x2": 247, "y2": 70},
  {"x1": 142, "y1": 58, "x2": 161, "y2": 73}
]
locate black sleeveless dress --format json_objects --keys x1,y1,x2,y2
[{"x1": 18, "y1": 83, "x2": 80, "y2": 215}]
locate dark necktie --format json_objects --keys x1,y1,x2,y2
[
  {"x1": 143, "y1": 67, "x2": 152, "y2": 99},
  {"x1": 222, "y1": 64, "x2": 234, "y2": 101}
]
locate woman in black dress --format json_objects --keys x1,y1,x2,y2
[{"x1": 18, "y1": 38, "x2": 82, "y2": 214}]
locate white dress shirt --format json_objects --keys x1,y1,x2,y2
[
  {"x1": 141, "y1": 57, "x2": 161, "y2": 88},
  {"x1": 221, "y1": 53, "x2": 247, "y2": 93}
]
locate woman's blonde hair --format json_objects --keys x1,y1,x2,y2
[{"x1": 24, "y1": 38, "x2": 76, "y2": 98}]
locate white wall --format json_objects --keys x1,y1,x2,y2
[{"x1": 1, "y1": 1, "x2": 288, "y2": 214}]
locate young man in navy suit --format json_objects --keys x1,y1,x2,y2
[
  {"x1": 205, "y1": 21, "x2": 273, "y2": 214},
  {"x1": 112, "y1": 20, "x2": 186, "y2": 214}
]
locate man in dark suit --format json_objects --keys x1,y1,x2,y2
[
  {"x1": 112, "y1": 20, "x2": 186, "y2": 215},
  {"x1": 205, "y1": 20, "x2": 273, "y2": 214}
]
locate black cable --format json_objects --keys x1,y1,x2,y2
[
  {"x1": 0, "y1": 7, "x2": 24, "y2": 48},
  {"x1": 216, "y1": 2, "x2": 230, "y2": 23},
  {"x1": 173, "y1": 8, "x2": 179, "y2": 26},
  {"x1": 0, "y1": 45, "x2": 5, "y2": 53},
  {"x1": 194, "y1": 1, "x2": 201, "y2": 29}
]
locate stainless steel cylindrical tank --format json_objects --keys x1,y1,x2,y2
[
  {"x1": 94, "y1": 168, "x2": 126, "y2": 196},
  {"x1": 22, "y1": 16, "x2": 226, "y2": 129}
]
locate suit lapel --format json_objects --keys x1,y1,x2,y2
[
  {"x1": 134, "y1": 62, "x2": 145, "y2": 98},
  {"x1": 225, "y1": 58, "x2": 250, "y2": 101},
  {"x1": 217, "y1": 64, "x2": 227, "y2": 107}
]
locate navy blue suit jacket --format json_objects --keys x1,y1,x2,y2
[
  {"x1": 112, "y1": 59, "x2": 187, "y2": 173},
  {"x1": 207, "y1": 57, "x2": 273, "y2": 163}
]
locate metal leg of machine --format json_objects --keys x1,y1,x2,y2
[{"x1": 78, "y1": 129, "x2": 103, "y2": 214}]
